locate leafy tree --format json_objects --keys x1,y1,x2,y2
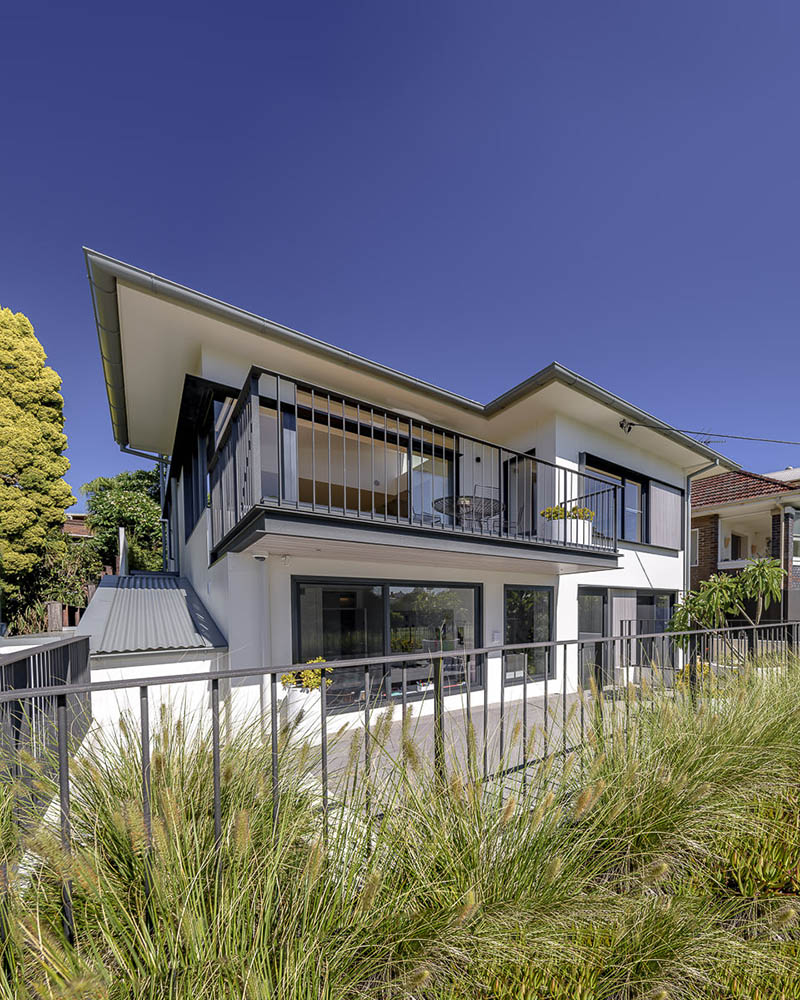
[
  {"x1": 670, "y1": 557, "x2": 786, "y2": 633},
  {"x1": 9, "y1": 534, "x2": 104, "y2": 634},
  {"x1": 82, "y1": 468, "x2": 163, "y2": 572},
  {"x1": 0, "y1": 306, "x2": 75, "y2": 618}
]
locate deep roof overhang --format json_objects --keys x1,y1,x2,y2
[{"x1": 84, "y1": 247, "x2": 739, "y2": 471}]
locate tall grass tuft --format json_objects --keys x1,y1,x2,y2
[{"x1": 0, "y1": 655, "x2": 798, "y2": 998}]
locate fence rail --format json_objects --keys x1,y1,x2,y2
[
  {"x1": 0, "y1": 620, "x2": 797, "y2": 957},
  {"x1": 208, "y1": 367, "x2": 619, "y2": 555}
]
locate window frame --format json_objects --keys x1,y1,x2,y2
[
  {"x1": 291, "y1": 576, "x2": 484, "y2": 710},
  {"x1": 690, "y1": 527, "x2": 699, "y2": 567},
  {"x1": 582, "y1": 454, "x2": 684, "y2": 548},
  {"x1": 502, "y1": 584, "x2": 555, "y2": 684}
]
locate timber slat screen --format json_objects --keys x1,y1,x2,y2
[
  {"x1": 208, "y1": 367, "x2": 619, "y2": 555},
  {"x1": 0, "y1": 619, "x2": 797, "y2": 961}
]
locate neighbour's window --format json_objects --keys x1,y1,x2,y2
[
  {"x1": 730, "y1": 533, "x2": 745, "y2": 561},
  {"x1": 691, "y1": 528, "x2": 699, "y2": 566},
  {"x1": 793, "y1": 517, "x2": 800, "y2": 560}
]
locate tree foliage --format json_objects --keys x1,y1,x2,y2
[
  {"x1": 9, "y1": 534, "x2": 104, "y2": 634},
  {"x1": 82, "y1": 468, "x2": 163, "y2": 572},
  {"x1": 670, "y1": 557, "x2": 786, "y2": 633},
  {"x1": 0, "y1": 306, "x2": 75, "y2": 614}
]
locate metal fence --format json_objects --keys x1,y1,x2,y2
[{"x1": 0, "y1": 620, "x2": 797, "y2": 950}]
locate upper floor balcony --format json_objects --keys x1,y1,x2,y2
[{"x1": 207, "y1": 368, "x2": 620, "y2": 563}]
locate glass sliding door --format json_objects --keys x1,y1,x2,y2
[
  {"x1": 295, "y1": 582, "x2": 384, "y2": 710},
  {"x1": 388, "y1": 585, "x2": 478, "y2": 696},
  {"x1": 578, "y1": 587, "x2": 610, "y2": 689},
  {"x1": 503, "y1": 586, "x2": 553, "y2": 683},
  {"x1": 294, "y1": 579, "x2": 481, "y2": 712}
]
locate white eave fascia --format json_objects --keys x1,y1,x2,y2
[{"x1": 83, "y1": 248, "x2": 740, "y2": 470}]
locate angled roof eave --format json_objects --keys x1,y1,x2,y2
[
  {"x1": 485, "y1": 362, "x2": 739, "y2": 470},
  {"x1": 83, "y1": 249, "x2": 739, "y2": 470},
  {"x1": 83, "y1": 248, "x2": 485, "y2": 450}
]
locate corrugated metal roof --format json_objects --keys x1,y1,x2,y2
[
  {"x1": 76, "y1": 574, "x2": 227, "y2": 655},
  {"x1": 692, "y1": 470, "x2": 799, "y2": 509}
]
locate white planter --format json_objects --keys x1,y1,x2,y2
[
  {"x1": 283, "y1": 686, "x2": 322, "y2": 739},
  {"x1": 548, "y1": 519, "x2": 594, "y2": 547}
]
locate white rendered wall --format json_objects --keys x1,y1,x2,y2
[{"x1": 88, "y1": 651, "x2": 226, "y2": 741}]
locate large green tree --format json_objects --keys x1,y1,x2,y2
[
  {"x1": 0, "y1": 306, "x2": 75, "y2": 617},
  {"x1": 82, "y1": 468, "x2": 163, "y2": 572}
]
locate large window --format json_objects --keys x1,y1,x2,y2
[
  {"x1": 294, "y1": 579, "x2": 481, "y2": 711},
  {"x1": 503, "y1": 586, "x2": 553, "y2": 683},
  {"x1": 584, "y1": 454, "x2": 683, "y2": 548}
]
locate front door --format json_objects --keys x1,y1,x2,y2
[{"x1": 578, "y1": 588, "x2": 609, "y2": 689}]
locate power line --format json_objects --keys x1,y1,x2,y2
[{"x1": 619, "y1": 420, "x2": 800, "y2": 448}]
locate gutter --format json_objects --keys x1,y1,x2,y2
[{"x1": 685, "y1": 460, "x2": 720, "y2": 597}]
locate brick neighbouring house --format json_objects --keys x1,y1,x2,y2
[{"x1": 691, "y1": 469, "x2": 800, "y2": 620}]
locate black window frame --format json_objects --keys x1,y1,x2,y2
[
  {"x1": 583, "y1": 454, "x2": 647, "y2": 544},
  {"x1": 502, "y1": 584, "x2": 555, "y2": 684},
  {"x1": 292, "y1": 576, "x2": 484, "y2": 712}
]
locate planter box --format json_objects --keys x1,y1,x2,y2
[
  {"x1": 547, "y1": 519, "x2": 594, "y2": 547},
  {"x1": 282, "y1": 686, "x2": 322, "y2": 739}
]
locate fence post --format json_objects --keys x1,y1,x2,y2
[
  {"x1": 433, "y1": 653, "x2": 445, "y2": 784},
  {"x1": 46, "y1": 602, "x2": 62, "y2": 633}
]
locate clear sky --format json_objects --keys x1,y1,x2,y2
[{"x1": 2, "y1": 2, "x2": 799, "y2": 509}]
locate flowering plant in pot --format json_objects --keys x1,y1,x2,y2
[
  {"x1": 540, "y1": 505, "x2": 595, "y2": 545},
  {"x1": 281, "y1": 657, "x2": 332, "y2": 734},
  {"x1": 539, "y1": 505, "x2": 595, "y2": 522}
]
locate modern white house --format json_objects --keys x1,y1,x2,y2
[{"x1": 79, "y1": 248, "x2": 736, "y2": 723}]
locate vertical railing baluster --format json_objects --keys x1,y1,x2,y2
[
  {"x1": 543, "y1": 640, "x2": 549, "y2": 759},
  {"x1": 211, "y1": 678, "x2": 222, "y2": 857},
  {"x1": 327, "y1": 393, "x2": 332, "y2": 513},
  {"x1": 465, "y1": 651, "x2": 473, "y2": 775},
  {"x1": 56, "y1": 694, "x2": 74, "y2": 946},
  {"x1": 356, "y1": 402, "x2": 363, "y2": 516},
  {"x1": 320, "y1": 672, "x2": 328, "y2": 842},
  {"x1": 311, "y1": 388, "x2": 316, "y2": 512},
  {"x1": 342, "y1": 398, "x2": 347, "y2": 515},
  {"x1": 522, "y1": 645, "x2": 527, "y2": 790},
  {"x1": 139, "y1": 686, "x2": 153, "y2": 923},
  {"x1": 271, "y1": 672, "x2": 279, "y2": 831},
  {"x1": 433, "y1": 651, "x2": 445, "y2": 784},
  {"x1": 562, "y1": 644, "x2": 567, "y2": 760},
  {"x1": 499, "y1": 650, "x2": 506, "y2": 767},
  {"x1": 370, "y1": 407, "x2": 376, "y2": 520},
  {"x1": 482, "y1": 652, "x2": 488, "y2": 780},
  {"x1": 396, "y1": 416, "x2": 401, "y2": 523},
  {"x1": 363, "y1": 666, "x2": 371, "y2": 813}
]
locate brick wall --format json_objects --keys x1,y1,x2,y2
[{"x1": 690, "y1": 513, "x2": 719, "y2": 590}]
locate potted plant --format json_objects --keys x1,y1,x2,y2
[
  {"x1": 540, "y1": 504, "x2": 595, "y2": 546},
  {"x1": 281, "y1": 657, "x2": 332, "y2": 735}
]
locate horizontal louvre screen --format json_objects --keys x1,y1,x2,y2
[{"x1": 649, "y1": 481, "x2": 682, "y2": 549}]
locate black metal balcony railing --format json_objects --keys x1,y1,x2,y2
[{"x1": 208, "y1": 368, "x2": 619, "y2": 556}]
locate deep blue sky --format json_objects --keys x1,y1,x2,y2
[{"x1": 2, "y1": 2, "x2": 799, "y2": 510}]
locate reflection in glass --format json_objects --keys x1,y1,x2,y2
[
  {"x1": 504, "y1": 587, "x2": 552, "y2": 683},
  {"x1": 295, "y1": 584, "x2": 384, "y2": 709},
  {"x1": 389, "y1": 585, "x2": 478, "y2": 696}
]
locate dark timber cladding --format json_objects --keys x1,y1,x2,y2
[{"x1": 205, "y1": 366, "x2": 623, "y2": 561}]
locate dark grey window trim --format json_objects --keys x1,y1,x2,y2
[{"x1": 582, "y1": 452, "x2": 685, "y2": 547}]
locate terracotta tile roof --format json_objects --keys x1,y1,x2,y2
[{"x1": 692, "y1": 470, "x2": 799, "y2": 509}]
